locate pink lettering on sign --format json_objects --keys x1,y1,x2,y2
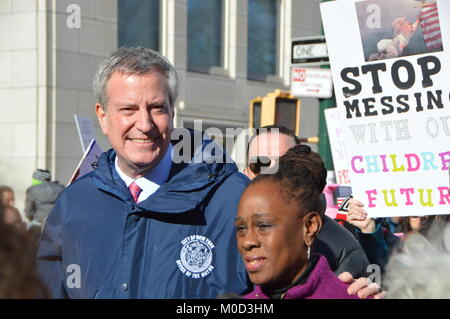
[
  {"x1": 337, "y1": 169, "x2": 351, "y2": 184},
  {"x1": 380, "y1": 154, "x2": 389, "y2": 172},
  {"x1": 400, "y1": 188, "x2": 414, "y2": 205},
  {"x1": 405, "y1": 153, "x2": 421, "y2": 172},
  {"x1": 366, "y1": 189, "x2": 378, "y2": 208},
  {"x1": 351, "y1": 156, "x2": 365, "y2": 174},
  {"x1": 438, "y1": 187, "x2": 450, "y2": 205},
  {"x1": 439, "y1": 151, "x2": 450, "y2": 170}
]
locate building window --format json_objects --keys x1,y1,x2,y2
[
  {"x1": 187, "y1": 0, "x2": 223, "y2": 72},
  {"x1": 118, "y1": 0, "x2": 160, "y2": 51},
  {"x1": 247, "y1": 0, "x2": 279, "y2": 81}
]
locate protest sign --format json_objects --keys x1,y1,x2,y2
[
  {"x1": 74, "y1": 114, "x2": 96, "y2": 152},
  {"x1": 68, "y1": 139, "x2": 103, "y2": 186},
  {"x1": 325, "y1": 108, "x2": 351, "y2": 186},
  {"x1": 321, "y1": 0, "x2": 450, "y2": 217}
]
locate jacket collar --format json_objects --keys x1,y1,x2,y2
[{"x1": 91, "y1": 129, "x2": 238, "y2": 215}]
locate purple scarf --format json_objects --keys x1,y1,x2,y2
[{"x1": 243, "y1": 255, "x2": 360, "y2": 299}]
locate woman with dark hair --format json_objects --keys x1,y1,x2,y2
[
  {"x1": 399, "y1": 214, "x2": 450, "y2": 238},
  {"x1": 0, "y1": 203, "x2": 50, "y2": 298},
  {"x1": 236, "y1": 144, "x2": 359, "y2": 299}
]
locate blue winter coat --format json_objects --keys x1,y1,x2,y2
[{"x1": 37, "y1": 134, "x2": 251, "y2": 298}]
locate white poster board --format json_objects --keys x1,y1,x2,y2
[
  {"x1": 325, "y1": 108, "x2": 351, "y2": 185},
  {"x1": 74, "y1": 114, "x2": 96, "y2": 152},
  {"x1": 291, "y1": 67, "x2": 333, "y2": 98},
  {"x1": 321, "y1": 0, "x2": 450, "y2": 217}
]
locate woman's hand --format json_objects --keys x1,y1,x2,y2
[
  {"x1": 338, "y1": 272, "x2": 385, "y2": 299},
  {"x1": 347, "y1": 198, "x2": 376, "y2": 233}
]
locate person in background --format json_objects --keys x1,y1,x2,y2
[
  {"x1": 346, "y1": 200, "x2": 396, "y2": 272},
  {"x1": 244, "y1": 125, "x2": 370, "y2": 279},
  {"x1": 0, "y1": 186, "x2": 25, "y2": 230},
  {"x1": 0, "y1": 186, "x2": 15, "y2": 207},
  {"x1": 24, "y1": 169, "x2": 65, "y2": 228},
  {"x1": 238, "y1": 145, "x2": 359, "y2": 299},
  {"x1": 383, "y1": 217, "x2": 402, "y2": 234},
  {"x1": 402, "y1": 216, "x2": 423, "y2": 234},
  {"x1": 399, "y1": 215, "x2": 450, "y2": 238},
  {"x1": 384, "y1": 222, "x2": 450, "y2": 298},
  {"x1": 384, "y1": 165, "x2": 450, "y2": 298},
  {"x1": 0, "y1": 203, "x2": 50, "y2": 298},
  {"x1": 2, "y1": 205, "x2": 25, "y2": 230},
  {"x1": 347, "y1": 200, "x2": 450, "y2": 272}
]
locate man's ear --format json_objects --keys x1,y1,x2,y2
[
  {"x1": 95, "y1": 103, "x2": 108, "y2": 135},
  {"x1": 303, "y1": 212, "x2": 323, "y2": 247}
]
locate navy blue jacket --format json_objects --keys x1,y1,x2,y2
[{"x1": 37, "y1": 135, "x2": 251, "y2": 298}]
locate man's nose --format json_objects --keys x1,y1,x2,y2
[{"x1": 134, "y1": 108, "x2": 154, "y2": 133}]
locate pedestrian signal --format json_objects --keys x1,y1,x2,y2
[
  {"x1": 248, "y1": 96, "x2": 263, "y2": 131},
  {"x1": 248, "y1": 90, "x2": 300, "y2": 136}
]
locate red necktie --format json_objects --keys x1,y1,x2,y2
[{"x1": 129, "y1": 181, "x2": 142, "y2": 203}]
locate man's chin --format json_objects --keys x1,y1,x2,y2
[
  {"x1": 132, "y1": 151, "x2": 165, "y2": 169},
  {"x1": 117, "y1": 144, "x2": 169, "y2": 175},
  {"x1": 132, "y1": 157, "x2": 160, "y2": 169}
]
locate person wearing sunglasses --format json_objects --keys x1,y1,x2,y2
[
  {"x1": 244, "y1": 126, "x2": 299, "y2": 179},
  {"x1": 242, "y1": 125, "x2": 379, "y2": 297}
]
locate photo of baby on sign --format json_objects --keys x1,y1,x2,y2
[{"x1": 356, "y1": 0, "x2": 443, "y2": 62}]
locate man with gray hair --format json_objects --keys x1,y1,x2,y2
[{"x1": 37, "y1": 47, "x2": 250, "y2": 298}]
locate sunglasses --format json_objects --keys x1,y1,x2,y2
[{"x1": 248, "y1": 156, "x2": 275, "y2": 175}]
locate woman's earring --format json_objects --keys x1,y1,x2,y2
[{"x1": 307, "y1": 246, "x2": 311, "y2": 260}]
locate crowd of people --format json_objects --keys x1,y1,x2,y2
[
  {"x1": 1, "y1": 47, "x2": 449, "y2": 299},
  {"x1": 1, "y1": 170, "x2": 65, "y2": 252}
]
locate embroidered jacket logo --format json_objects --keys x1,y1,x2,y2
[{"x1": 176, "y1": 235, "x2": 215, "y2": 279}]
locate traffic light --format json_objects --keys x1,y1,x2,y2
[
  {"x1": 248, "y1": 96, "x2": 263, "y2": 131},
  {"x1": 248, "y1": 89, "x2": 301, "y2": 136}
]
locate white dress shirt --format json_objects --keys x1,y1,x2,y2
[{"x1": 115, "y1": 144, "x2": 173, "y2": 202}]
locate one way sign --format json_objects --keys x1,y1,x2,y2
[{"x1": 291, "y1": 36, "x2": 329, "y2": 66}]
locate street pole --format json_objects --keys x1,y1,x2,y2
[{"x1": 318, "y1": 0, "x2": 335, "y2": 171}]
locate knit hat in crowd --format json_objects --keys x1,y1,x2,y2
[{"x1": 32, "y1": 169, "x2": 51, "y2": 185}]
